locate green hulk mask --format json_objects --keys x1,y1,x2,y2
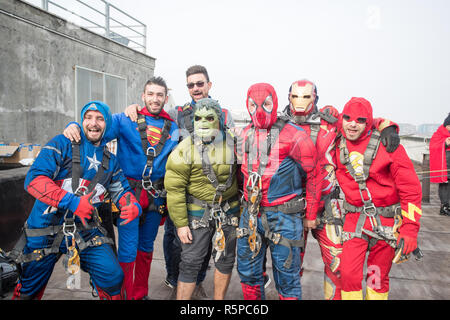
[{"x1": 193, "y1": 98, "x2": 222, "y2": 142}]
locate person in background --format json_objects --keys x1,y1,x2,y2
[{"x1": 430, "y1": 113, "x2": 450, "y2": 216}]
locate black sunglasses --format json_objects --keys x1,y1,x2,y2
[
  {"x1": 186, "y1": 81, "x2": 205, "y2": 89},
  {"x1": 343, "y1": 114, "x2": 367, "y2": 124}
]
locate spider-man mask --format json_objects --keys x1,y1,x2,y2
[{"x1": 246, "y1": 83, "x2": 278, "y2": 129}]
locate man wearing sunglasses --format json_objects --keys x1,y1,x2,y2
[{"x1": 335, "y1": 97, "x2": 422, "y2": 300}]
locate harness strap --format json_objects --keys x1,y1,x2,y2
[
  {"x1": 136, "y1": 114, "x2": 171, "y2": 199},
  {"x1": 260, "y1": 212, "x2": 304, "y2": 270},
  {"x1": 309, "y1": 124, "x2": 320, "y2": 145},
  {"x1": 181, "y1": 103, "x2": 194, "y2": 134},
  {"x1": 193, "y1": 134, "x2": 235, "y2": 196},
  {"x1": 71, "y1": 142, "x2": 110, "y2": 196},
  {"x1": 242, "y1": 196, "x2": 306, "y2": 215},
  {"x1": 343, "y1": 201, "x2": 400, "y2": 218},
  {"x1": 187, "y1": 194, "x2": 239, "y2": 229}
]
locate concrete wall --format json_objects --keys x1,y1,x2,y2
[{"x1": 0, "y1": 0, "x2": 155, "y2": 145}]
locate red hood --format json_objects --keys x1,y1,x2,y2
[{"x1": 339, "y1": 97, "x2": 374, "y2": 142}]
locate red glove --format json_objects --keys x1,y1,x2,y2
[
  {"x1": 119, "y1": 192, "x2": 141, "y2": 226},
  {"x1": 397, "y1": 234, "x2": 417, "y2": 256},
  {"x1": 74, "y1": 192, "x2": 95, "y2": 227},
  {"x1": 319, "y1": 105, "x2": 339, "y2": 118}
]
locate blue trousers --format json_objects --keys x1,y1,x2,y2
[
  {"x1": 237, "y1": 208, "x2": 304, "y2": 299},
  {"x1": 16, "y1": 229, "x2": 123, "y2": 298}
]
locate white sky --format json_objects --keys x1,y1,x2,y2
[{"x1": 38, "y1": 0, "x2": 450, "y2": 125}]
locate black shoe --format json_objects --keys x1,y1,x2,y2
[{"x1": 440, "y1": 204, "x2": 450, "y2": 216}]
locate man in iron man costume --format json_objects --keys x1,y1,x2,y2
[
  {"x1": 283, "y1": 79, "x2": 402, "y2": 300},
  {"x1": 236, "y1": 83, "x2": 321, "y2": 300},
  {"x1": 335, "y1": 97, "x2": 422, "y2": 299}
]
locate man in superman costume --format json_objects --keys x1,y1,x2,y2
[
  {"x1": 11, "y1": 101, "x2": 141, "y2": 300},
  {"x1": 282, "y1": 79, "x2": 401, "y2": 300},
  {"x1": 236, "y1": 83, "x2": 321, "y2": 300},
  {"x1": 64, "y1": 77, "x2": 179, "y2": 299},
  {"x1": 335, "y1": 97, "x2": 422, "y2": 299}
]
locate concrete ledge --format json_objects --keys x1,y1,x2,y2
[{"x1": 0, "y1": 167, "x2": 34, "y2": 251}]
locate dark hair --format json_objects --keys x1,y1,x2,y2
[
  {"x1": 144, "y1": 76, "x2": 168, "y2": 95},
  {"x1": 186, "y1": 65, "x2": 210, "y2": 82},
  {"x1": 444, "y1": 113, "x2": 450, "y2": 127}
]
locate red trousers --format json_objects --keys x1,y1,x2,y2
[{"x1": 340, "y1": 213, "x2": 395, "y2": 300}]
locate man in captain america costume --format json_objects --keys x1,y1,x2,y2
[
  {"x1": 63, "y1": 77, "x2": 179, "y2": 299},
  {"x1": 236, "y1": 83, "x2": 321, "y2": 300},
  {"x1": 12, "y1": 101, "x2": 141, "y2": 300},
  {"x1": 282, "y1": 79, "x2": 401, "y2": 300}
]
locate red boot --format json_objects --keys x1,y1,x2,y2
[
  {"x1": 241, "y1": 283, "x2": 263, "y2": 300},
  {"x1": 133, "y1": 250, "x2": 153, "y2": 300},
  {"x1": 97, "y1": 286, "x2": 125, "y2": 300},
  {"x1": 119, "y1": 261, "x2": 135, "y2": 300}
]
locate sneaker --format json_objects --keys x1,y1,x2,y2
[
  {"x1": 263, "y1": 272, "x2": 271, "y2": 289},
  {"x1": 440, "y1": 204, "x2": 450, "y2": 216},
  {"x1": 164, "y1": 278, "x2": 175, "y2": 289}
]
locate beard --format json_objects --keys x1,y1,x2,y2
[{"x1": 145, "y1": 101, "x2": 163, "y2": 115}]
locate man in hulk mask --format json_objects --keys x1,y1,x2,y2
[{"x1": 164, "y1": 98, "x2": 240, "y2": 300}]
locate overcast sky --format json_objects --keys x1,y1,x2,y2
[{"x1": 41, "y1": 0, "x2": 450, "y2": 125}]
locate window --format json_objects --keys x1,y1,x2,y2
[{"x1": 75, "y1": 66, "x2": 127, "y2": 121}]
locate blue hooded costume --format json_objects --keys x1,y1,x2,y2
[{"x1": 13, "y1": 101, "x2": 141, "y2": 300}]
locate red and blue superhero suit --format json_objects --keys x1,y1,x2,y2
[
  {"x1": 236, "y1": 83, "x2": 321, "y2": 300},
  {"x1": 68, "y1": 106, "x2": 179, "y2": 299},
  {"x1": 335, "y1": 97, "x2": 422, "y2": 300},
  {"x1": 13, "y1": 101, "x2": 141, "y2": 300}
]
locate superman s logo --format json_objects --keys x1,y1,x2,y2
[{"x1": 147, "y1": 125, "x2": 163, "y2": 146}]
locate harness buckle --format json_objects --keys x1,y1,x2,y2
[
  {"x1": 141, "y1": 177, "x2": 160, "y2": 198},
  {"x1": 63, "y1": 219, "x2": 77, "y2": 237},
  {"x1": 363, "y1": 204, "x2": 377, "y2": 217},
  {"x1": 74, "y1": 185, "x2": 88, "y2": 196},
  {"x1": 146, "y1": 147, "x2": 156, "y2": 157},
  {"x1": 246, "y1": 172, "x2": 261, "y2": 191}
]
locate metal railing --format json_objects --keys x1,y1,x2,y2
[{"x1": 25, "y1": 0, "x2": 147, "y2": 53}]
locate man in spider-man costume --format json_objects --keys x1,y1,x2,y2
[
  {"x1": 282, "y1": 79, "x2": 401, "y2": 300},
  {"x1": 12, "y1": 101, "x2": 141, "y2": 300},
  {"x1": 236, "y1": 83, "x2": 321, "y2": 300}
]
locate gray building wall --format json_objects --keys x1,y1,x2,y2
[{"x1": 0, "y1": 0, "x2": 155, "y2": 145}]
